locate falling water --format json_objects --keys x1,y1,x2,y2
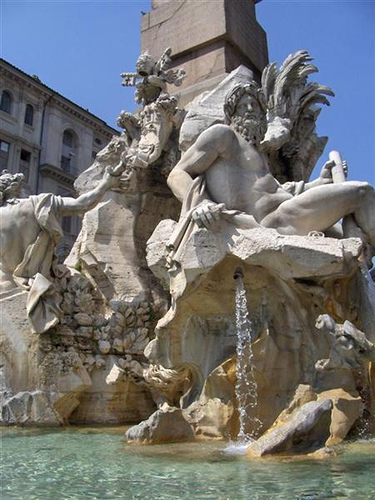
[
  {"x1": 233, "y1": 268, "x2": 262, "y2": 445},
  {"x1": 358, "y1": 261, "x2": 375, "y2": 340},
  {"x1": 359, "y1": 261, "x2": 375, "y2": 303}
]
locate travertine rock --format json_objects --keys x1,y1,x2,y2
[
  {"x1": 146, "y1": 220, "x2": 371, "y2": 437},
  {"x1": 184, "y1": 357, "x2": 238, "y2": 439},
  {"x1": 1, "y1": 391, "x2": 62, "y2": 426},
  {"x1": 69, "y1": 355, "x2": 155, "y2": 425},
  {"x1": 269, "y1": 384, "x2": 317, "y2": 429},
  {"x1": 247, "y1": 399, "x2": 333, "y2": 457},
  {"x1": 318, "y1": 389, "x2": 362, "y2": 445},
  {"x1": 106, "y1": 362, "x2": 124, "y2": 385},
  {"x1": 264, "y1": 385, "x2": 362, "y2": 448},
  {"x1": 126, "y1": 405, "x2": 194, "y2": 444}
]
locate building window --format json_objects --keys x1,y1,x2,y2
[
  {"x1": 61, "y1": 129, "x2": 77, "y2": 175},
  {"x1": 62, "y1": 130, "x2": 74, "y2": 148},
  {"x1": 61, "y1": 155, "x2": 71, "y2": 172},
  {"x1": 0, "y1": 139, "x2": 10, "y2": 170},
  {"x1": 0, "y1": 90, "x2": 12, "y2": 114},
  {"x1": 0, "y1": 140, "x2": 10, "y2": 154},
  {"x1": 19, "y1": 149, "x2": 31, "y2": 182},
  {"x1": 94, "y1": 138, "x2": 102, "y2": 146},
  {"x1": 24, "y1": 104, "x2": 34, "y2": 126}
]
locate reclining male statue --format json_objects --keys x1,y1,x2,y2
[
  {"x1": 167, "y1": 83, "x2": 375, "y2": 266},
  {"x1": 0, "y1": 165, "x2": 122, "y2": 333}
]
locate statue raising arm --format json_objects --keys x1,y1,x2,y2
[
  {"x1": 167, "y1": 125, "x2": 232, "y2": 201},
  {"x1": 58, "y1": 164, "x2": 123, "y2": 216}
]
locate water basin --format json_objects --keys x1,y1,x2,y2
[{"x1": 1, "y1": 427, "x2": 375, "y2": 499}]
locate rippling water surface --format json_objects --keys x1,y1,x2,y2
[{"x1": 1, "y1": 427, "x2": 375, "y2": 499}]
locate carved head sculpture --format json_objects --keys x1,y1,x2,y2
[
  {"x1": 0, "y1": 170, "x2": 25, "y2": 205},
  {"x1": 224, "y1": 83, "x2": 267, "y2": 146},
  {"x1": 95, "y1": 136, "x2": 127, "y2": 164},
  {"x1": 136, "y1": 52, "x2": 156, "y2": 77},
  {"x1": 137, "y1": 96, "x2": 177, "y2": 164}
]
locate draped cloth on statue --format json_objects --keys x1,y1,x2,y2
[
  {"x1": 166, "y1": 176, "x2": 208, "y2": 269},
  {"x1": 12, "y1": 194, "x2": 65, "y2": 334},
  {"x1": 165, "y1": 175, "x2": 306, "y2": 271},
  {"x1": 166, "y1": 175, "x2": 270, "y2": 270}
]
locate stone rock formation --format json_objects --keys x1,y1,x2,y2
[
  {"x1": 131, "y1": 51, "x2": 375, "y2": 451},
  {"x1": 0, "y1": 49, "x2": 184, "y2": 426},
  {"x1": 247, "y1": 399, "x2": 333, "y2": 457},
  {"x1": 1, "y1": 48, "x2": 375, "y2": 460},
  {"x1": 126, "y1": 404, "x2": 194, "y2": 444}
]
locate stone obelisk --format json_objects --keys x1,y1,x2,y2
[{"x1": 141, "y1": 0, "x2": 268, "y2": 106}]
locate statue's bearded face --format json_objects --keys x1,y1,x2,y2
[{"x1": 231, "y1": 93, "x2": 266, "y2": 146}]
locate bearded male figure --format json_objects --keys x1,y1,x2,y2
[
  {"x1": 167, "y1": 83, "x2": 375, "y2": 265},
  {"x1": 0, "y1": 166, "x2": 121, "y2": 332}
]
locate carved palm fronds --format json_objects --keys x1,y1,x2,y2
[
  {"x1": 261, "y1": 50, "x2": 334, "y2": 152},
  {"x1": 260, "y1": 50, "x2": 334, "y2": 181}
]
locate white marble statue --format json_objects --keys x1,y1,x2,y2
[
  {"x1": 0, "y1": 166, "x2": 122, "y2": 333},
  {"x1": 167, "y1": 79, "x2": 375, "y2": 267},
  {"x1": 121, "y1": 47, "x2": 186, "y2": 105}
]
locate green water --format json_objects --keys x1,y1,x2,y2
[{"x1": 1, "y1": 427, "x2": 375, "y2": 500}]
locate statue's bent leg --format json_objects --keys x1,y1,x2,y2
[{"x1": 261, "y1": 181, "x2": 375, "y2": 247}]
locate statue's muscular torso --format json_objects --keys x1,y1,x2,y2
[
  {"x1": 198, "y1": 125, "x2": 293, "y2": 223},
  {"x1": 169, "y1": 124, "x2": 375, "y2": 253}
]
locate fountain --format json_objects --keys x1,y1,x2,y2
[{"x1": 1, "y1": 48, "x2": 375, "y2": 461}]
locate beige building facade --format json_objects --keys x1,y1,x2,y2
[{"x1": 0, "y1": 58, "x2": 118, "y2": 259}]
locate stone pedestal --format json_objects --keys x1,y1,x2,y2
[{"x1": 146, "y1": 221, "x2": 370, "y2": 437}]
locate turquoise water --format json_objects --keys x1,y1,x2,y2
[{"x1": 1, "y1": 427, "x2": 375, "y2": 499}]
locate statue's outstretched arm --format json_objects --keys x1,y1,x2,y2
[{"x1": 58, "y1": 165, "x2": 121, "y2": 216}]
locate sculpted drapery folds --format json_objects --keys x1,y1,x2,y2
[
  {"x1": 166, "y1": 51, "x2": 375, "y2": 268},
  {"x1": 0, "y1": 167, "x2": 122, "y2": 333}
]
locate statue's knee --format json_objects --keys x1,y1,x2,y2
[{"x1": 352, "y1": 181, "x2": 372, "y2": 198}]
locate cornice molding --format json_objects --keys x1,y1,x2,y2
[
  {"x1": 39, "y1": 163, "x2": 76, "y2": 185},
  {"x1": 1, "y1": 60, "x2": 119, "y2": 138}
]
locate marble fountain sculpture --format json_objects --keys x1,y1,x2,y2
[{"x1": 1, "y1": 48, "x2": 375, "y2": 457}]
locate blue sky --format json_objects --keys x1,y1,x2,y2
[{"x1": 1, "y1": 0, "x2": 374, "y2": 183}]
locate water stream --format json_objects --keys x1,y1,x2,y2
[
  {"x1": 233, "y1": 268, "x2": 262, "y2": 445},
  {"x1": 358, "y1": 261, "x2": 375, "y2": 340}
]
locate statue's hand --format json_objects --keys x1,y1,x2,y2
[
  {"x1": 103, "y1": 164, "x2": 123, "y2": 189},
  {"x1": 320, "y1": 159, "x2": 348, "y2": 184},
  {"x1": 319, "y1": 160, "x2": 335, "y2": 184},
  {"x1": 191, "y1": 202, "x2": 225, "y2": 229}
]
